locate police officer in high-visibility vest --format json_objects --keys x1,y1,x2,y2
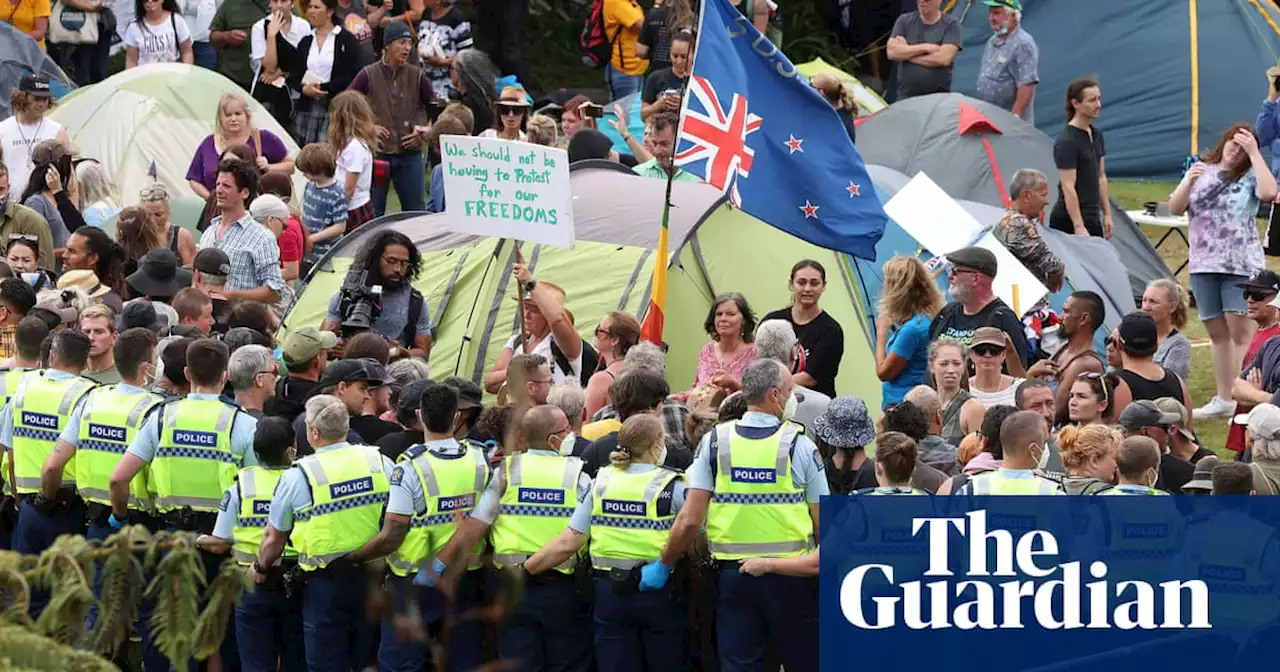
[
  {"x1": 197, "y1": 417, "x2": 305, "y2": 672},
  {"x1": 1102, "y1": 435, "x2": 1174, "y2": 496},
  {"x1": 0, "y1": 313, "x2": 49, "y2": 549},
  {"x1": 852, "y1": 431, "x2": 930, "y2": 496},
  {"x1": 351, "y1": 381, "x2": 489, "y2": 672},
  {"x1": 956, "y1": 411, "x2": 1065, "y2": 495},
  {"x1": 645, "y1": 360, "x2": 827, "y2": 672},
  {"x1": 42, "y1": 328, "x2": 163, "y2": 539},
  {"x1": 109, "y1": 338, "x2": 260, "y2": 534},
  {"x1": 521, "y1": 413, "x2": 687, "y2": 671},
  {"x1": 435, "y1": 403, "x2": 595, "y2": 672},
  {"x1": 1, "y1": 330, "x2": 96, "y2": 554},
  {"x1": 255, "y1": 393, "x2": 395, "y2": 672}
]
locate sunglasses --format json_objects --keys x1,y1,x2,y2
[
  {"x1": 971, "y1": 344, "x2": 1005, "y2": 357},
  {"x1": 1079, "y1": 371, "x2": 1109, "y2": 407},
  {"x1": 595, "y1": 327, "x2": 612, "y2": 338},
  {"x1": 1244, "y1": 289, "x2": 1276, "y2": 302},
  {"x1": 499, "y1": 106, "x2": 527, "y2": 117}
]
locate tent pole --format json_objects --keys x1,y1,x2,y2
[
  {"x1": 452, "y1": 238, "x2": 504, "y2": 379},
  {"x1": 515, "y1": 242, "x2": 531, "y2": 356}
]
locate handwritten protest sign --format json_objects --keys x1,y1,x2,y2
[{"x1": 441, "y1": 136, "x2": 574, "y2": 249}]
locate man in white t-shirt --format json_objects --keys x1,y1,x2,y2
[
  {"x1": 0, "y1": 76, "x2": 69, "y2": 200},
  {"x1": 484, "y1": 257, "x2": 586, "y2": 394}
]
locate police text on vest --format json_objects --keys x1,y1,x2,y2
[
  {"x1": 330, "y1": 477, "x2": 374, "y2": 499},
  {"x1": 253, "y1": 500, "x2": 272, "y2": 515},
  {"x1": 21, "y1": 411, "x2": 58, "y2": 429},
  {"x1": 730, "y1": 467, "x2": 776, "y2": 483},
  {"x1": 518, "y1": 487, "x2": 565, "y2": 505},
  {"x1": 438, "y1": 493, "x2": 476, "y2": 512},
  {"x1": 602, "y1": 499, "x2": 646, "y2": 516},
  {"x1": 88, "y1": 424, "x2": 127, "y2": 442},
  {"x1": 173, "y1": 430, "x2": 218, "y2": 447}
]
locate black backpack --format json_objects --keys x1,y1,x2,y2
[
  {"x1": 550, "y1": 338, "x2": 600, "y2": 387},
  {"x1": 579, "y1": 0, "x2": 620, "y2": 69}
]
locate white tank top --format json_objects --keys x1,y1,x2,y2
[{"x1": 0, "y1": 115, "x2": 63, "y2": 199}]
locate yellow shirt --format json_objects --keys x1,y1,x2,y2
[
  {"x1": 604, "y1": 0, "x2": 647, "y2": 76},
  {"x1": 4, "y1": 0, "x2": 52, "y2": 49},
  {"x1": 581, "y1": 418, "x2": 622, "y2": 442}
]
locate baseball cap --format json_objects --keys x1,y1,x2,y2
[
  {"x1": 1117, "y1": 312, "x2": 1158, "y2": 357},
  {"x1": 1153, "y1": 397, "x2": 1195, "y2": 442},
  {"x1": 117, "y1": 300, "x2": 168, "y2": 333},
  {"x1": 193, "y1": 247, "x2": 231, "y2": 277},
  {"x1": 945, "y1": 246, "x2": 997, "y2": 277},
  {"x1": 969, "y1": 326, "x2": 1007, "y2": 349},
  {"x1": 1118, "y1": 399, "x2": 1180, "y2": 431},
  {"x1": 283, "y1": 326, "x2": 338, "y2": 364},
  {"x1": 982, "y1": 0, "x2": 1022, "y2": 10},
  {"x1": 249, "y1": 194, "x2": 291, "y2": 224},
  {"x1": 397, "y1": 379, "x2": 434, "y2": 415},
  {"x1": 443, "y1": 375, "x2": 483, "y2": 409},
  {"x1": 19, "y1": 74, "x2": 53, "y2": 98},
  {"x1": 1233, "y1": 403, "x2": 1280, "y2": 440},
  {"x1": 318, "y1": 359, "x2": 384, "y2": 388},
  {"x1": 1183, "y1": 455, "x2": 1220, "y2": 493}
]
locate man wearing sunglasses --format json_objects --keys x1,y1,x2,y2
[
  {"x1": 928, "y1": 246, "x2": 1032, "y2": 369},
  {"x1": 1227, "y1": 270, "x2": 1280, "y2": 457}
]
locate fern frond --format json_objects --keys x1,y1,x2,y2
[
  {"x1": 190, "y1": 557, "x2": 246, "y2": 660},
  {"x1": 82, "y1": 542, "x2": 144, "y2": 656},
  {"x1": 0, "y1": 624, "x2": 116, "y2": 671},
  {"x1": 0, "y1": 566, "x2": 31, "y2": 625},
  {"x1": 145, "y1": 539, "x2": 205, "y2": 665}
]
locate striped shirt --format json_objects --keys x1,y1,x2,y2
[{"x1": 199, "y1": 212, "x2": 286, "y2": 295}]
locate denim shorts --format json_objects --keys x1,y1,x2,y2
[{"x1": 1189, "y1": 272, "x2": 1251, "y2": 320}]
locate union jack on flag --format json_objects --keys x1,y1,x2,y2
[{"x1": 672, "y1": 0, "x2": 887, "y2": 259}]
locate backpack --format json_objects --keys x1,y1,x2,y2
[
  {"x1": 549, "y1": 338, "x2": 600, "y2": 387},
  {"x1": 579, "y1": 0, "x2": 619, "y2": 69}
]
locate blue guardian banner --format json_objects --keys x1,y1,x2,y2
[{"x1": 819, "y1": 496, "x2": 1280, "y2": 671}]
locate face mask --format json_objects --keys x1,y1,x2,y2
[
  {"x1": 1029, "y1": 442, "x2": 1045, "y2": 468},
  {"x1": 1147, "y1": 469, "x2": 1158, "y2": 490},
  {"x1": 559, "y1": 431, "x2": 577, "y2": 456},
  {"x1": 994, "y1": 24, "x2": 1009, "y2": 36},
  {"x1": 657, "y1": 445, "x2": 668, "y2": 466},
  {"x1": 783, "y1": 392, "x2": 799, "y2": 421},
  {"x1": 0, "y1": 197, "x2": 8, "y2": 212}
]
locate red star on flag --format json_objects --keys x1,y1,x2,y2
[
  {"x1": 784, "y1": 135, "x2": 804, "y2": 154},
  {"x1": 846, "y1": 182, "x2": 861, "y2": 197},
  {"x1": 800, "y1": 200, "x2": 819, "y2": 218}
]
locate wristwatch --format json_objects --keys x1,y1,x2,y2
[
  {"x1": 251, "y1": 561, "x2": 265, "y2": 575},
  {"x1": 523, "y1": 279, "x2": 537, "y2": 294}
]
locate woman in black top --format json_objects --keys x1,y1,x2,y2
[
  {"x1": 763, "y1": 259, "x2": 845, "y2": 397},
  {"x1": 284, "y1": 0, "x2": 362, "y2": 144}
]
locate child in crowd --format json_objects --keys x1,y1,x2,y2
[{"x1": 295, "y1": 143, "x2": 349, "y2": 268}]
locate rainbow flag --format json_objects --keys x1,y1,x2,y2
[{"x1": 640, "y1": 191, "x2": 672, "y2": 345}]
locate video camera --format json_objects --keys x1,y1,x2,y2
[{"x1": 337, "y1": 271, "x2": 383, "y2": 338}]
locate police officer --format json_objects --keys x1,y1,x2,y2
[
  {"x1": 0, "y1": 315, "x2": 49, "y2": 548},
  {"x1": 956, "y1": 411, "x2": 1065, "y2": 495},
  {"x1": 255, "y1": 394, "x2": 395, "y2": 672},
  {"x1": 523, "y1": 413, "x2": 687, "y2": 672},
  {"x1": 435, "y1": 404, "x2": 595, "y2": 672},
  {"x1": 110, "y1": 338, "x2": 260, "y2": 534},
  {"x1": 42, "y1": 328, "x2": 163, "y2": 539},
  {"x1": 197, "y1": 417, "x2": 304, "y2": 672},
  {"x1": 2, "y1": 329, "x2": 96, "y2": 554},
  {"x1": 645, "y1": 359, "x2": 827, "y2": 672},
  {"x1": 852, "y1": 431, "x2": 930, "y2": 496},
  {"x1": 352, "y1": 381, "x2": 488, "y2": 672},
  {"x1": 1102, "y1": 435, "x2": 1172, "y2": 495}
]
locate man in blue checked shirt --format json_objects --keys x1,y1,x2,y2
[{"x1": 197, "y1": 158, "x2": 286, "y2": 304}]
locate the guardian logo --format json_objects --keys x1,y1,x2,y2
[
  {"x1": 174, "y1": 430, "x2": 218, "y2": 447},
  {"x1": 253, "y1": 500, "x2": 271, "y2": 515},
  {"x1": 329, "y1": 477, "x2": 374, "y2": 498},
  {"x1": 841, "y1": 510, "x2": 1211, "y2": 630},
  {"x1": 601, "y1": 499, "x2": 646, "y2": 516},
  {"x1": 88, "y1": 424, "x2": 127, "y2": 442},
  {"x1": 518, "y1": 487, "x2": 565, "y2": 505},
  {"x1": 730, "y1": 467, "x2": 776, "y2": 483},
  {"x1": 22, "y1": 412, "x2": 58, "y2": 429},
  {"x1": 438, "y1": 493, "x2": 475, "y2": 512}
]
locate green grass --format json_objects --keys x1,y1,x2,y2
[{"x1": 1110, "y1": 180, "x2": 1280, "y2": 458}]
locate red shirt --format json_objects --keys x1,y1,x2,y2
[
  {"x1": 1227, "y1": 322, "x2": 1280, "y2": 452},
  {"x1": 278, "y1": 216, "x2": 304, "y2": 266}
]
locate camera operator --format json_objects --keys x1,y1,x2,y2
[{"x1": 322, "y1": 230, "x2": 432, "y2": 360}]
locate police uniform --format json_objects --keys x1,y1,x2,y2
[
  {"x1": 571, "y1": 462, "x2": 687, "y2": 672},
  {"x1": 377, "y1": 438, "x2": 489, "y2": 672},
  {"x1": 0, "y1": 366, "x2": 31, "y2": 549},
  {"x1": 59, "y1": 383, "x2": 164, "y2": 539},
  {"x1": 212, "y1": 466, "x2": 305, "y2": 672},
  {"x1": 267, "y1": 441, "x2": 394, "y2": 672},
  {"x1": 686, "y1": 411, "x2": 828, "y2": 672},
  {"x1": 469, "y1": 448, "x2": 595, "y2": 672},
  {"x1": 1184, "y1": 508, "x2": 1280, "y2": 632},
  {"x1": 852, "y1": 485, "x2": 929, "y2": 495},
  {"x1": 1, "y1": 369, "x2": 95, "y2": 554},
  {"x1": 958, "y1": 468, "x2": 1064, "y2": 495},
  {"x1": 1098, "y1": 483, "x2": 1184, "y2": 583}
]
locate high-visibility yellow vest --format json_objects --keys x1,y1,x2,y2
[
  {"x1": 705, "y1": 422, "x2": 814, "y2": 560},
  {"x1": 387, "y1": 443, "x2": 489, "y2": 577},
  {"x1": 10, "y1": 372, "x2": 95, "y2": 494},
  {"x1": 0, "y1": 368, "x2": 31, "y2": 495},
  {"x1": 968, "y1": 470, "x2": 1064, "y2": 495},
  {"x1": 491, "y1": 451, "x2": 583, "y2": 574},
  {"x1": 74, "y1": 385, "x2": 163, "y2": 510},
  {"x1": 150, "y1": 398, "x2": 241, "y2": 513},
  {"x1": 1186, "y1": 512, "x2": 1280, "y2": 630},
  {"x1": 588, "y1": 465, "x2": 681, "y2": 570},
  {"x1": 232, "y1": 466, "x2": 297, "y2": 566},
  {"x1": 292, "y1": 444, "x2": 390, "y2": 571},
  {"x1": 854, "y1": 486, "x2": 929, "y2": 495},
  {"x1": 1099, "y1": 493, "x2": 1182, "y2": 577},
  {"x1": 1099, "y1": 485, "x2": 1170, "y2": 495}
]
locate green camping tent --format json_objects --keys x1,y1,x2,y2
[
  {"x1": 284, "y1": 163, "x2": 881, "y2": 407},
  {"x1": 794, "y1": 58, "x2": 887, "y2": 116}
]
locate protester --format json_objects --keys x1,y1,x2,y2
[
  {"x1": 186, "y1": 93, "x2": 294, "y2": 200},
  {"x1": 63, "y1": 227, "x2": 128, "y2": 308},
  {"x1": 1049, "y1": 76, "x2": 1112, "y2": 238},
  {"x1": 285, "y1": 0, "x2": 362, "y2": 144},
  {"x1": 123, "y1": 0, "x2": 195, "y2": 68},
  {"x1": 20, "y1": 140, "x2": 82, "y2": 253},
  {"x1": 587, "y1": 342, "x2": 692, "y2": 449},
  {"x1": 992, "y1": 169, "x2": 1062, "y2": 289},
  {"x1": 877, "y1": 401, "x2": 949, "y2": 492},
  {"x1": 0, "y1": 166, "x2": 55, "y2": 271},
  {"x1": 0, "y1": 76, "x2": 71, "y2": 201},
  {"x1": 1057, "y1": 423, "x2": 1118, "y2": 494},
  {"x1": 4, "y1": 236, "x2": 54, "y2": 292},
  {"x1": 603, "y1": 0, "x2": 647, "y2": 99},
  {"x1": 328, "y1": 90, "x2": 379, "y2": 232},
  {"x1": 75, "y1": 160, "x2": 121, "y2": 227},
  {"x1": 199, "y1": 158, "x2": 286, "y2": 304},
  {"x1": 1066, "y1": 372, "x2": 1117, "y2": 425},
  {"x1": 484, "y1": 263, "x2": 585, "y2": 391},
  {"x1": 640, "y1": 30, "x2": 691, "y2": 121},
  {"x1": 1117, "y1": 400, "x2": 1193, "y2": 493},
  {"x1": 584, "y1": 310, "x2": 640, "y2": 419},
  {"x1": 902, "y1": 385, "x2": 960, "y2": 476},
  {"x1": 1235, "y1": 403, "x2": 1280, "y2": 493},
  {"x1": 1143, "y1": 278, "x2": 1192, "y2": 382},
  {"x1": 764, "y1": 259, "x2": 844, "y2": 398},
  {"x1": 975, "y1": 0, "x2": 1037, "y2": 121},
  {"x1": 886, "y1": 0, "x2": 962, "y2": 100},
  {"x1": 636, "y1": 0, "x2": 692, "y2": 73},
  {"x1": 1182, "y1": 455, "x2": 1219, "y2": 494},
  {"x1": 631, "y1": 111, "x2": 696, "y2": 181},
  {"x1": 681, "y1": 292, "x2": 757, "y2": 397},
  {"x1": 809, "y1": 72, "x2": 858, "y2": 142},
  {"x1": 1111, "y1": 312, "x2": 1194, "y2": 414},
  {"x1": 251, "y1": 0, "x2": 313, "y2": 129},
  {"x1": 929, "y1": 246, "x2": 1031, "y2": 367},
  {"x1": 210, "y1": 0, "x2": 270, "y2": 90},
  {"x1": 1155, "y1": 397, "x2": 1214, "y2": 466},
  {"x1": 875, "y1": 256, "x2": 944, "y2": 407},
  {"x1": 1025, "y1": 290, "x2": 1104, "y2": 423},
  {"x1": 248, "y1": 194, "x2": 302, "y2": 307},
  {"x1": 450, "y1": 49, "x2": 498, "y2": 134},
  {"x1": 581, "y1": 370, "x2": 693, "y2": 477},
  {"x1": 481, "y1": 86, "x2": 529, "y2": 141},
  {"x1": 966, "y1": 326, "x2": 1024, "y2": 407},
  {"x1": 928, "y1": 338, "x2": 985, "y2": 447},
  {"x1": 126, "y1": 248, "x2": 192, "y2": 301}
]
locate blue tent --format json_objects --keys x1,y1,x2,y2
[
  {"x1": 950, "y1": 0, "x2": 1280, "y2": 178},
  {"x1": 0, "y1": 23, "x2": 75, "y2": 120}
]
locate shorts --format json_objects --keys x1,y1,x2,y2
[{"x1": 1189, "y1": 272, "x2": 1251, "y2": 320}]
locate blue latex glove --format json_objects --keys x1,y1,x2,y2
[
  {"x1": 414, "y1": 557, "x2": 447, "y2": 587},
  {"x1": 108, "y1": 513, "x2": 127, "y2": 530},
  {"x1": 639, "y1": 561, "x2": 671, "y2": 591}
]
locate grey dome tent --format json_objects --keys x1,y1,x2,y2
[{"x1": 0, "y1": 22, "x2": 74, "y2": 120}]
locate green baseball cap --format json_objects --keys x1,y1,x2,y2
[{"x1": 983, "y1": 0, "x2": 1022, "y2": 9}]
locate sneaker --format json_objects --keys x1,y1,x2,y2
[{"x1": 1192, "y1": 396, "x2": 1236, "y2": 420}]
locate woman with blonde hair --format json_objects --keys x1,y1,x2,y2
[
  {"x1": 522, "y1": 412, "x2": 689, "y2": 671},
  {"x1": 875, "y1": 256, "x2": 945, "y2": 407},
  {"x1": 1058, "y1": 423, "x2": 1119, "y2": 494},
  {"x1": 810, "y1": 72, "x2": 858, "y2": 142},
  {"x1": 138, "y1": 183, "x2": 198, "y2": 265},
  {"x1": 1141, "y1": 278, "x2": 1191, "y2": 382},
  {"x1": 186, "y1": 92, "x2": 295, "y2": 199},
  {"x1": 75, "y1": 160, "x2": 121, "y2": 227},
  {"x1": 525, "y1": 114, "x2": 559, "y2": 147},
  {"x1": 928, "y1": 338, "x2": 985, "y2": 447},
  {"x1": 327, "y1": 90, "x2": 380, "y2": 232},
  {"x1": 585, "y1": 310, "x2": 642, "y2": 419}
]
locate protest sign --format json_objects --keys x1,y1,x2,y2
[
  {"x1": 441, "y1": 136, "x2": 574, "y2": 249},
  {"x1": 883, "y1": 172, "x2": 1047, "y2": 313}
]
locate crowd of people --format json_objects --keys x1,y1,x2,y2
[{"x1": 4, "y1": 0, "x2": 1280, "y2": 670}]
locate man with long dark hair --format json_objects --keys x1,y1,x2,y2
[{"x1": 322, "y1": 229, "x2": 432, "y2": 360}]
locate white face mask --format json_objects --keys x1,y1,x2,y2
[
  {"x1": 559, "y1": 431, "x2": 577, "y2": 456},
  {"x1": 783, "y1": 391, "x2": 799, "y2": 421},
  {"x1": 1147, "y1": 468, "x2": 1158, "y2": 490},
  {"x1": 657, "y1": 445, "x2": 668, "y2": 466}
]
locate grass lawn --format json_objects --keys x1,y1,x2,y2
[{"x1": 1110, "y1": 180, "x2": 1280, "y2": 459}]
